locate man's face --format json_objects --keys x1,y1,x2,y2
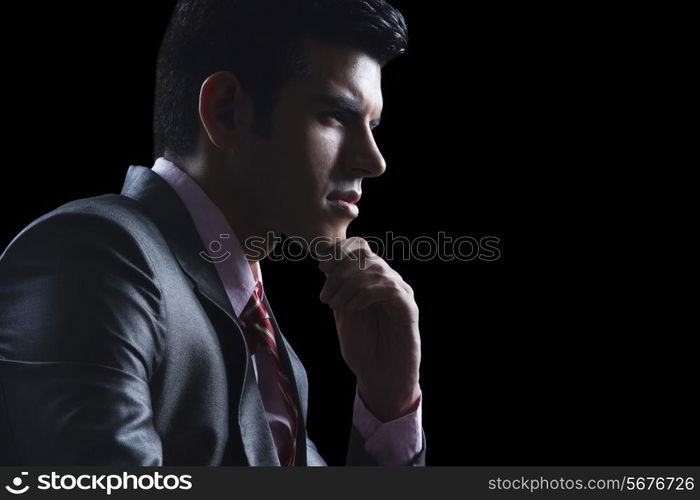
[{"x1": 240, "y1": 39, "x2": 386, "y2": 246}]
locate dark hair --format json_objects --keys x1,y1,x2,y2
[{"x1": 153, "y1": 0, "x2": 408, "y2": 161}]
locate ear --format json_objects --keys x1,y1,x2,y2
[{"x1": 198, "y1": 71, "x2": 250, "y2": 149}]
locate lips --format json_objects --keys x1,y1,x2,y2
[
  {"x1": 326, "y1": 190, "x2": 361, "y2": 204},
  {"x1": 327, "y1": 198, "x2": 359, "y2": 218},
  {"x1": 326, "y1": 190, "x2": 361, "y2": 219}
]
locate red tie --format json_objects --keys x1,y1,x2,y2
[{"x1": 240, "y1": 281, "x2": 299, "y2": 466}]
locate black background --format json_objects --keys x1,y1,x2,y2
[{"x1": 2, "y1": 2, "x2": 695, "y2": 465}]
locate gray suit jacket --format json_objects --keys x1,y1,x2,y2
[{"x1": 0, "y1": 165, "x2": 426, "y2": 465}]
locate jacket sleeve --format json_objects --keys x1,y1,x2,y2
[{"x1": 0, "y1": 212, "x2": 165, "y2": 465}]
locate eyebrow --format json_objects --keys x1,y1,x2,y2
[{"x1": 310, "y1": 92, "x2": 382, "y2": 129}]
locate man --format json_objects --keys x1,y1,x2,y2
[{"x1": 0, "y1": 0, "x2": 425, "y2": 465}]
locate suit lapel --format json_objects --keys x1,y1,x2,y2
[{"x1": 120, "y1": 165, "x2": 279, "y2": 466}]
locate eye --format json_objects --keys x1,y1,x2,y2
[{"x1": 321, "y1": 111, "x2": 345, "y2": 125}]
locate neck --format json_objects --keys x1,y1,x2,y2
[{"x1": 167, "y1": 153, "x2": 279, "y2": 262}]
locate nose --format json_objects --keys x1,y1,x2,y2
[{"x1": 348, "y1": 126, "x2": 387, "y2": 178}]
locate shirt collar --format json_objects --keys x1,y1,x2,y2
[{"x1": 151, "y1": 156, "x2": 260, "y2": 317}]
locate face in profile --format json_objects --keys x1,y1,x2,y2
[{"x1": 240, "y1": 38, "x2": 387, "y2": 246}]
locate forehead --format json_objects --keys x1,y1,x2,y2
[{"x1": 286, "y1": 39, "x2": 383, "y2": 115}]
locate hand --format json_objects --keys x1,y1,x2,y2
[{"x1": 316, "y1": 237, "x2": 421, "y2": 422}]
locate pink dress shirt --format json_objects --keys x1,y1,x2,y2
[{"x1": 151, "y1": 157, "x2": 422, "y2": 465}]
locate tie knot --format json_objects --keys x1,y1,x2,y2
[{"x1": 252, "y1": 280, "x2": 263, "y2": 302}]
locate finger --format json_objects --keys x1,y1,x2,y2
[
  {"x1": 311, "y1": 237, "x2": 344, "y2": 263},
  {"x1": 318, "y1": 237, "x2": 372, "y2": 273},
  {"x1": 344, "y1": 283, "x2": 403, "y2": 312},
  {"x1": 320, "y1": 253, "x2": 386, "y2": 302},
  {"x1": 316, "y1": 242, "x2": 344, "y2": 273},
  {"x1": 319, "y1": 258, "x2": 378, "y2": 304},
  {"x1": 376, "y1": 263, "x2": 412, "y2": 297},
  {"x1": 319, "y1": 262, "x2": 352, "y2": 303},
  {"x1": 392, "y1": 270, "x2": 413, "y2": 297},
  {"x1": 326, "y1": 271, "x2": 378, "y2": 310}
]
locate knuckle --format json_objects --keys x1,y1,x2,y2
[
  {"x1": 368, "y1": 261, "x2": 383, "y2": 272},
  {"x1": 343, "y1": 237, "x2": 371, "y2": 255}
]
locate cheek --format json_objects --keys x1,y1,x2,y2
[
  {"x1": 303, "y1": 123, "x2": 342, "y2": 185},
  {"x1": 263, "y1": 113, "x2": 344, "y2": 211},
  {"x1": 280, "y1": 121, "x2": 340, "y2": 199}
]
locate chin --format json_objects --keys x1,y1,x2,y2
[
  {"x1": 312, "y1": 225, "x2": 348, "y2": 244},
  {"x1": 289, "y1": 220, "x2": 348, "y2": 249},
  {"x1": 281, "y1": 206, "x2": 352, "y2": 249}
]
